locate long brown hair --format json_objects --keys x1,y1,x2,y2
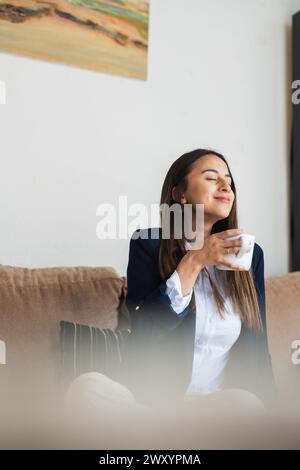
[{"x1": 158, "y1": 149, "x2": 262, "y2": 330}]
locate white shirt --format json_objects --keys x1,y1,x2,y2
[{"x1": 165, "y1": 260, "x2": 241, "y2": 400}]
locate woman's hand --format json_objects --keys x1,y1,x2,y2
[
  {"x1": 176, "y1": 228, "x2": 245, "y2": 297},
  {"x1": 191, "y1": 228, "x2": 245, "y2": 271}
]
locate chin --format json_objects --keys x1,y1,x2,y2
[
  {"x1": 206, "y1": 205, "x2": 231, "y2": 221},
  {"x1": 214, "y1": 210, "x2": 231, "y2": 220}
]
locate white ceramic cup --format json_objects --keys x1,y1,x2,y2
[{"x1": 215, "y1": 233, "x2": 255, "y2": 271}]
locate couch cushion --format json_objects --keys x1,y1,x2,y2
[
  {"x1": 266, "y1": 272, "x2": 300, "y2": 404},
  {"x1": 0, "y1": 265, "x2": 129, "y2": 414},
  {"x1": 60, "y1": 320, "x2": 131, "y2": 390}
]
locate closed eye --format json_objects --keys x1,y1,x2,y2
[{"x1": 207, "y1": 177, "x2": 232, "y2": 187}]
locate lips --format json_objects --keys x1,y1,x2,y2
[{"x1": 214, "y1": 197, "x2": 231, "y2": 203}]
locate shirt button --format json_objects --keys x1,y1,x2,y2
[{"x1": 135, "y1": 305, "x2": 140, "y2": 310}]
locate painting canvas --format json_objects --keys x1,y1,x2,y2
[{"x1": 0, "y1": 1, "x2": 149, "y2": 80}]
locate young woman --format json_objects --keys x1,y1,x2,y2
[
  {"x1": 123, "y1": 148, "x2": 277, "y2": 414},
  {"x1": 66, "y1": 148, "x2": 277, "y2": 428}
]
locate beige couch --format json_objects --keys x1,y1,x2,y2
[
  {"x1": 265, "y1": 272, "x2": 300, "y2": 405},
  {"x1": 0, "y1": 265, "x2": 130, "y2": 439},
  {"x1": 0, "y1": 264, "x2": 299, "y2": 448}
]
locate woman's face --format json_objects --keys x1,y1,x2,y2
[{"x1": 179, "y1": 154, "x2": 235, "y2": 221}]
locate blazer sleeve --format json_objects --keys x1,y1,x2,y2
[
  {"x1": 252, "y1": 243, "x2": 268, "y2": 334},
  {"x1": 252, "y1": 243, "x2": 278, "y2": 402},
  {"x1": 125, "y1": 231, "x2": 191, "y2": 335}
]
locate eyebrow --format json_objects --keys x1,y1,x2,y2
[{"x1": 201, "y1": 169, "x2": 232, "y2": 179}]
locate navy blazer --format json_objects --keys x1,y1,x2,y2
[{"x1": 123, "y1": 227, "x2": 277, "y2": 409}]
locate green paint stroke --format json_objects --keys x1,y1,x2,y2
[{"x1": 69, "y1": 0, "x2": 149, "y2": 41}]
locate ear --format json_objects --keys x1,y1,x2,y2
[
  {"x1": 171, "y1": 186, "x2": 177, "y2": 201},
  {"x1": 172, "y1": 186, "x2": 187, "y2": 204}
]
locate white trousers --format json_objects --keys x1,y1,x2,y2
[
  {"x1": 64, "y1": 372, "x2": 153, "y2": 424},
  {"x1": 65, "y1": 371, "x2": 265, "y2": 423},
  {"x1": 63, "y1": 372, "x2": 267, "y2": 448}
]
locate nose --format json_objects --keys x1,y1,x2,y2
[{"x1": 220, "y1": 179, "x2": 231, "y2": 191}]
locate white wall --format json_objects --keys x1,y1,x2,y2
[{"x1": 0, "y1": 0, "x2": 299, "y2": 278}]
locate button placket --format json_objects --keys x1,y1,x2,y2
[
  {"x1": 194, "y1": 273, "x2": 207, "y2": 348},
  {"x1": 201, "y1": 272, "x2": 217, "y2": 351}
]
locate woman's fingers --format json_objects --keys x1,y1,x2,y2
[
  {"x1": 223, "y1": 247, "x2": 240, "y2": 254},
  {"x1": 221, "y1": 260, "x2": 245, "y2": 270},
  {"x1": 215, "y1": 228, "x2": 243, "y2": 238},
  {"x1": 220, "y1": 252, "x2": 247, "y2": 270},
  {"x1": 222, "y1": 239, "x2": 243, "y2": 248}
]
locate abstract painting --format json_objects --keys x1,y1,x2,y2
[{"x1": 0, "y1": 1, "x2": 149, "y2": 80}]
